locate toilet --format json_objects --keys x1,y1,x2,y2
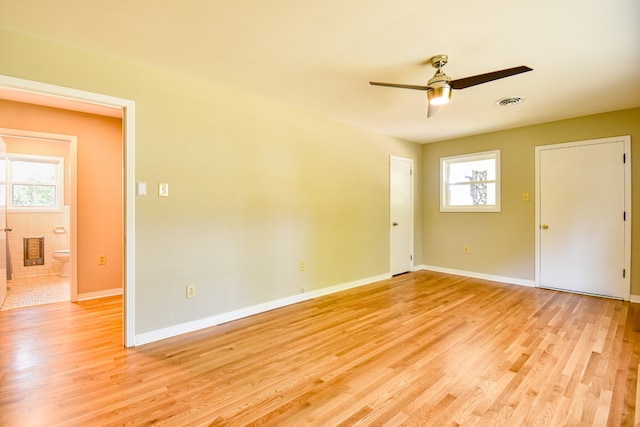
[{"x1": 52, "y1": 249, "x2": 71, "y2": 277}]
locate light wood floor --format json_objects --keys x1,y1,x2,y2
[{"x1": 1, "y1": 271, "x2": 639, "y2": 426}]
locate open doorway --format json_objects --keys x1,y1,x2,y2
[
  {"x1": 0, "y1": 129, "x2": 76, "y2": 311},
  {"x1": 0, "y1": 75, "x2": 136, "y2": 347}
]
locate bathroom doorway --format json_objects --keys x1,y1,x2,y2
[
  {"x1": 0, "y1": 75, "x2": 136, "y2": 347},
  {"x1": 0, "y1": 130, "x2": 76, "y2": 311}
]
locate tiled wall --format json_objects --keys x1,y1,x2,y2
[{"x1": 7, "y1": 207, "x2": 70, "y2": 279}]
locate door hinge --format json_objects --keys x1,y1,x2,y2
[
  {"x1": 624, "y1": 211, "x2": 626, "y2": 221},
  {"x1": 623, "y1": 269, "x2": 626, "y2": 278},
  {"x1": 410, "y1": 254, "x2": 413, "y2": 261},
  {"x1": 410, "y1": 169, "x2": 413, "y2": 176},
  {"x1": 623, "y1": 153, "x2": 626, "y2": 163}
]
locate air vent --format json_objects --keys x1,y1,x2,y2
[{"x1": 496, "y1": 96, "x2": 525, "y2": 107}]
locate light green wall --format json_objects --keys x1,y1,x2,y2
[
  {"x1": 0, "y1": 29, "x2": 422, "y2": 333},
  {"x1": 422, "y1": 108, "x2": 640, "y2": 293}
]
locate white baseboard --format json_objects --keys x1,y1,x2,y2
[
  {"x1": 415, "y1": 265, "x2": 536, "y2": 287},
  {"x1": 630, "y1": 295, "x2": 640, "y2": 304},
  {"x1": 77, "y1": 287, "x2": 123, "y2": 301},
  {"x1": 135, "y1": 272, "x2": 392, "y2": 346}
]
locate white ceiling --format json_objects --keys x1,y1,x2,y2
[{"x1": 0, "y1": 0, "x2": 639, "y2": 143}]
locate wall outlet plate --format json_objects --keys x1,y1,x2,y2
[
  {"x1": 159, "y1": 183, "x2": 169, "y2": 197},
  {"x1": 186, "y1": 285, "x2": 196, "y2": 298}
]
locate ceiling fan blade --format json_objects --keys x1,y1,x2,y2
[
  {"x1": 449, "y1": 66, "x2": 532, "y2": 90},
  {"x1": 370, "y1": 81, "x2": 431, "y2": 91}
]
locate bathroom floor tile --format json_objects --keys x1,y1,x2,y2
[{"x1": 0, "y1": 276, "x2": 69, "y2": 311}]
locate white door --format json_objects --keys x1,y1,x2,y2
[
  {"x1": 536, "y1": 136, "x2": 630, "y2": 299},
  {"x1": 390, "y1": 156, "x2": 413, "y2": 275},
  {"x1": 0, "y1": 136, "x2": 7, "y2": 306}
]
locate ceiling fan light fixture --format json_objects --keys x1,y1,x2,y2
[{"x1": 427, "y1": 81, "x2": 452, "y2": 105}]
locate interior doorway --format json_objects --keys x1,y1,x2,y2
[
  {"x1": 0, "y1": 129, "x2": 76, "y2": 310},
  {"x1": 0, "y1": 75, "x2": 136, "y2": 347},
  {"x1": 535, "y1": 136, "x2": 631, "y2": 300}
]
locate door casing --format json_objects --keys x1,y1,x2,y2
[
  {"x1": 0, "y1": 136, "x2": 6, "y2": 306},
  {"x1": 0, "y1": 74, "x2": 136, "y2": 347}
]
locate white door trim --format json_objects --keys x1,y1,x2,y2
[
  {"x1": 0, "y1": 74, "x2": 136, "y2": 346},
  {"x1": 534, "y1": 135, "x2": 631, "y2": 299},
  {"x1": 389, "y1": 155, "x2": 414, "y2": 275}
]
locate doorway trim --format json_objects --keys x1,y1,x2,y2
[
  {"x1": 0, "y1": 74, "x2": 136, "y2": 347},
  {"x1": 534, "y1": 135, "x2": 631, "y2": 299}
]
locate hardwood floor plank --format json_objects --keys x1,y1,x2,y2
[{"x1": 1, "y1": 271, "x2": 639, "y2": 425}]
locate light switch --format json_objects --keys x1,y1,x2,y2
[
  {"x1": 137, "y1": 182, "x2": 147, "y2": 196},
  {"x1": 159, "y1": 183, "x2": 169, "y2": 197}
]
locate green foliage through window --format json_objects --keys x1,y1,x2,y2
[
  {"x1": 12, "y1": 184, "x2": 56, "y2": 207},
  {"x1": 0, "y1": 154, "x2": 64, "y2": 211}
]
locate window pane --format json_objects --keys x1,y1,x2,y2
[
  {"x1": 12, "y1": 161, "x2": 57, "y2": 184},
  {"x1": 12, "y1": 184, "x2": 56, "y2": 207},
  {"x1": 449, "y1": 183, "x2": 496, "y2": 206},
  {"x1": 441, "y1": 150, "x2": 500, "y2": 212},
  {"x1": 0, "y1": 184, "x2": 5, "y2": 207},
  {"x1": 448, "y1": 158, "x2": 496, "y2": 183}
]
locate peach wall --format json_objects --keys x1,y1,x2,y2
[{"x1": 0, "y1": 99, "x2": 123, "y2": 295}]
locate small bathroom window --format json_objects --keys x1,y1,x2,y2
[{"x1": 0, "y1": 154, "x2": 64, "y2": 212}]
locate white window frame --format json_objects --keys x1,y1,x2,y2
[
  {"x1": 1, "y1": 153, "x2": 65, "y2": 212},
  {"x1": 440, "y1": 149, "x2": 501, "y2": 212}
]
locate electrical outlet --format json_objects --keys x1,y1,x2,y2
[
  {"x1": 186, "y1": 285, "x2": 196, "y2": 298},
  {"x1": 463, "y1": 246, "x2": 470, "y2": 254},
  {"x1": 301, "y1": 287, "x2": 306, "y2": 293},
  {"x1": 98, "y1": 255, "x2": 106, "y2": 265},
  {"x1": 300, "y1": 260, "x2": 306, "y2": 271}
]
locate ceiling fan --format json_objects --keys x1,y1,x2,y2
[{"x1": 370, "y1": 55, "x2": 532, "y2": 117}]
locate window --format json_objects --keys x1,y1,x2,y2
[
  {"x1": 440, "y1": 150, "x2": 500, "y2": 212},
  {"x1": 0, "y1": 154, "x2": 65, "y2": 211}
]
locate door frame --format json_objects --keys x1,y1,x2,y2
[
  {"x1": 0, "y1": 129, "x2": 78, "y2": 301},
  {"x1": 534, "y1": 135, "x2": 631, "y2": 299},
  {"x1": 0, "y1": 74, "x2": 136, "y2": 347},
  {"x1": 0, "y1": 136, "x2": 6, "y2": 306},
  {"x1": 389, "y1": 155, "x2": 414, "y2": 275}
]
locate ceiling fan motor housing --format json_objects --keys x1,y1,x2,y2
[{"x1": 427, "y1": 54, "x2": 452, "y2": 105}]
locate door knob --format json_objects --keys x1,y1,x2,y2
[
  {"x1": 541, "y1": 224, "x2": 549, "y2": 230},
  {"x1": 392, "y1": 222, "x2": 399, "y2": 226}
]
